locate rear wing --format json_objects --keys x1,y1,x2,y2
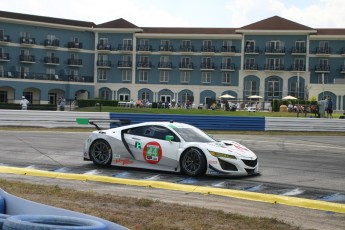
[{"x1": 76, "y1": 118, "x2": 131, "y2": 130}]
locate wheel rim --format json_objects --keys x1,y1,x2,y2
[
  {"x1": 91, "y1": 140, "x2": 112, "y2": 165},
  {"x1": 182, "y1": 149, "x2": 202, "y2": 174}
]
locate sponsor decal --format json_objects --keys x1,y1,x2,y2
[
  {"x1": 135, "y1": 141, "x2": 142, "y2": 149},
  {"x1": 114, "y1": 158, "x2": 133, "y2": 165},
  {"x1": 143, "y1": 141, "x2": 162, "y2": 164},
  {"x1": 233, "y1": 144, "x2": 248, "y2": 152},
  {"x1": 208, "y1": 160, "x2": 218, "y2": 164}
]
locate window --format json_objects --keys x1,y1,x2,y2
[
  {"x1": 181, "y1": 40, "x2": 191, "y2": 51},
  {"x1": 122, "y1": 70, "x2": 131, "y2": 82},
  {"x1": 244, "y1": 81, "x2": 257, "y2": 96},
  {"x1": 201, "y1": 72, "x2": 211, "y2": 83},
  {"x1": 100, "y1": 89, "x2": 110, "y2": 100},
  {"x1": 319, "y1": 41, "x2": 329, "y2": 49},
  {"x1": 20, "y1": 66, "x2": 29, "y2": 78},
  {"x1": 160, "y1": 56, "x2": 170, "y2": 63},
  {"x1": 139, "y1": 39, "x2": 149, "y2": 51},
  {"x1": 293, "y1": 58, "x2": 304, "y2": 70},
  {"x1": 266, "y1": 40, "x2": 284, "y2": 51},
  {"x1": 119, "y1": 94, "x2": 129, "y2": 101},
  {"x1": 289, "y1": 80, "x2": 302, "y2": 97},
  {"x1": 141, "y1": 91, "x2": 150, "y2": 101},
  {"x1": 99, "y1": 38, "x2": 108, "y2": 45},
  {"x1": 139, "y1": 56, "x2": 149, "y2": 67},
  {"x1": 72, "y1": 37, "x2": 79, "y2": 43},
  {"x1": 295, "y1": 41, "x2": 305, "y2": 52},
  {"x1": 245, "y1": 40, "x2": 255, "y2": 51},
  {"x1": 23, "y1": 91, "x2": 33, "y2": 103},
  {"x1": 181, "y1": 57, "x2": 191, "y2": 68},
  {"x1": 127, "y1": 125, "x2": 180, "y2": 142},
  {"x1": 0, "y1": 65, "x2": 3, "y2": 77},
  {"x1": 0, "y1": 90, "x2": 8, "y2": 103},
  {"x1": 140, "y1": 39, "x2": 149, "y2": 46},
  {"x1": 201, "y1": 57, "x2": 212, "y2": 68},
  {"x1": 123, "y1": 39, "x2": 132, "y2": 50},
  {"x1": 245, "y1": 58, "x2": 256, "y2": 69},
  {"x1": 318, "y1": 73, "x2": 329, "y2": 84},
  {"x1": 222, "y1": 72, "x2": 231, "y2": 84},
  {"x1": 20, "y1": 32, "x2": 30, "y2": 39},
  {"x1": 180, "y1": 71, "x2": 190, "y2": 83},
  {"x1": 203, "y1": 40, "x2": 212, "y2": 47},
  {"x1": 161, "y1": 40, "x2": 170, "y2": 46},
  {"x1": 160, "y1": 71, "x2": 169, "y2": 82},
  {"x1": 268, "y1": 80, "x2": 280, "y2": 97},
  {"x1": 223, "y1": 40, "x2": 232, "y2": 47},
  {"x1": 139, "y1": 70, "x2": 148, "y2": 82},
  {"x1": 98, "y1": 69, "x2": 107, "y2": 80},
  {"x1": 266, "y1": 58, "x2": 283, "y2": 69}
]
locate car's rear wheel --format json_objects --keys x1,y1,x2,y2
[
  {"x1": 180, "y1": 148, "x2": 207, "y2": 176},
  {"x1": 89, "y1": 139, "x2": 112, "y2": 166}
]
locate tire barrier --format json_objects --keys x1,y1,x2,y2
[
  {"x1": 2, "y1": 215, "x2": 108, "y2": 230},
  {"x1": 0, "y1": 214, "x2": 10, "y2": 229}
]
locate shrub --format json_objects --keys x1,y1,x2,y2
[{"x1": 77, "y1": 99, "x2": 118, "y2": 108}]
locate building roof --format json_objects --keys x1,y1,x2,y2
[
  {"x1": 95, "y1": 18, "x2": 139, "y2": 28},
  {"x1": 315, "y1": 29, "x2": 345, "y2": 35},
  {"x1": 0, "y1": 10, "x2": 95, "y2": 27},
  {"x1": 141, "y1": 27, "x2": 237, "y2": 34},
  {"x1": 240, "y1": 15, "x2": 313, "y2": 30}
]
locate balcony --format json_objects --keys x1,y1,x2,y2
[
  {"x1": 19, "y1": 55, "x2": 36, "y2": 63},
  {"x1": 97, "y1": 43, "x2": 112, "y2": 51},
  {"x1": 201, "y1": 45, "x2": 215, "y2": 53},
  {"x1": 290, "y1": 65, "x2": 305, "y2": 72},
  {"x1": 117, "y1": 44, "x2": 132, "y2": 52},
  {"x1": 315, "y1": 64, "x2": 330, "y2": 72},
  {"x1": 44, "y1": 39, "x2": 60, "y2": 48},
  {"x1": 67, "y1": 58, "x2": 83, "y2": 66},
  {"x1": 68, "y1": 41, "x2": 82, "y2": 49},
  {"x1": 315, "y1": 47, "x2": 331, "y2": 55},
  {"x1": 179, "y1": 46, "x2": 195, "y2": 53},
  {"x1": 244, "y1": 64, "x2": 259, "y2": 71},
  {"x1": 157, "y1": 62, "x2": 173, "y2": 69},
  {"x1": 340, "y1": 48, "x2": 345, "y2": 56},
  {"x1": 0, "y1": 35, "x2": 10, "y2": 43},
  {"x1": 264, "y1": 64, "x2": 285, "y2": 71},
  {"x1": 265, "y1": 47, "x2": 285, "y2": 54},
  {"x1": 0, "y1": 53, "x2": 10, "y2": 61},
  {"x1": 117, "y1": 61, "x2": 132, "y2": 68},
  {"x1": 137, "y1": 62, "x2": 152, "y2": 69},
  {"x1": 137, "y1": 45, "x2": 153, "y2": 52},
  {"x1": 220, "y1": 63, "x2": 235, "y2": 71},
  {"x1": 20, "y1": 37, "x2": 36, "y2": 45},
  {"x1": 245, "y1": 46, "x2": 260, "y2": 54},
  {"x1": 158, "y1": 45, "x2": 174, "y2": 52},
  {"x1": 97, "y1": 60, "x2": 112, "y2": 68},
  {"x1": 221, "y1": 46, "x2": 236, "y2": 53},
  {"x1": 179, "y1": 62, "x2": 194, "y2": 70},
  {"x1": 339, "y1": 65, "x2": 345, "y2": 73},
  {"x1": 291, "y1": 47, "x2": 306, "y2": 55},
  {"x1": 44, "y1": 57, "x2": 60, "y2": 65},
  {"x1": 200, "y1": 62, "x2": 215, "y2": 70}
]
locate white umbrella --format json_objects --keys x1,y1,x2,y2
[
  {"x1": 248, "y1": 95, "x2": 263, "y2": 99},
  {"x1": 282, "y1": 95, "x2": 298, "y2": 100},
  {"x1": 219, "y1": 94, "x2": 235, "y2": 99}
]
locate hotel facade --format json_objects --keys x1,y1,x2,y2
[{"x1": 0, "y1": 11, "x2": 344, "y2": 111}]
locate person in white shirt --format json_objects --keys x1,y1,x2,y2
[{"x1": 20, "y1": 96, "x2": 29, "y2": 110}]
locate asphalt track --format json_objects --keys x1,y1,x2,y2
[{"x1": 0, "y1": 131, "x2": 345, "y2": 229}]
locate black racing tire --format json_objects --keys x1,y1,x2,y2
[
  {"x1": 2, "y1": 214, "x2": 107, "y2": 230},
  {"x1": 0, "y1": 214, "x2": 11, "y2": 229},
  {"x1": 180, "y1": 148, "x2": 207, "y2": 177},
  {"x1": 0, "y1": 195, "x2": 4, "y2": 213},
  {"x1": 89, "y1": 139, "x2": 113, "y2": 167}
]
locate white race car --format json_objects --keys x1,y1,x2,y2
[{"x1": 82, "y1": 120, "x2": 259, "y2": 177}]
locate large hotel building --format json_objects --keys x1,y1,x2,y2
[{"x1": 0, "y1": 11, "x2": 344, "y2": 110}]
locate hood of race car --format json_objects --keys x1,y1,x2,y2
[{"x1": 201, "y1": 140, "x2": 256, "y2": 160}]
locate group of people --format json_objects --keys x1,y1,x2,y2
[
  {"x1": 19, "y1": 96, "x2": 66, "y2": 111},
  {"x1": 287, "y1": 96, "x2": 334, "y2": 118}
]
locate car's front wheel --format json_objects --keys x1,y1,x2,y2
[
  {"x1": 180, "y1": 148, "x2": 207, "y2": 176},
  {"x1": 89, "y1": 139, "x2": 112, "y2": 167}
]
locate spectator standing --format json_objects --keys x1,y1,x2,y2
[
  {"x1": 20, "y1": 96, "x2": 29, "y2": 110},
  {"x1": 326, "y1": 97, "x2": 333, "y2": 118},
  {"x1": 58, "y1": 96, "x2": 66, "y2": 111}
]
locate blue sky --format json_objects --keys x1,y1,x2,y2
[{"x1": 2, "y1": 0, "x2": 345, "y2": 28}]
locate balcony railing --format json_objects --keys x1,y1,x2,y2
[
  {"x1": 137, "y1": 62, "x2": 152, "y2": 68},
  {"x1": 220, "y1": 63, "x2": 235, "y2": 71},
  {"x1": 117, "y1": 44, "x2": 132, "y2": 51},
  {"x1": 158, "y1": 62, "x2": 172, "y2": 69},
  {"x1": 97, "y1": 43, "x2": 112, "y2": 51},
  {"x1": 315, "y1": 47, "x2": 331, "y2": 54},
  {"x1": 201, "y1": 45, "x2": 215, "y2": 52},
  {"x1": 158, "y1": 45, "x2": 174, "y2": 52},
  {"x1": 97, "y1": 60, "x2": 112, "y2": 68},
  {"x1": 244, "y1": 64, "x2": 259, "y2": 70},
  {"x1": 68, "y1": 42, "x2": 83, "y2": 49},
  {"x1": 0, "y1": 53, "x2": 10, "y2": 61},
  {"x1": 20, "y1": 37, "x2": 36, "y2": 45},
  {"x1": 340, "y1": 48, "x2": 345, "y2": 55},
  {"x1": 339, "y1": 65, "x2": 345, "y2": 73},
  {"x1": 264, "y1": 64, "x2": 285, "y2": 71},
  {"x1": 44, "y1": 57, "x2": 59, "y2": 64},
  {"x1": 179, "y1": 63, "x2": 194, "y2": 69},
  {"x1": 265, "y1": 47, "x2": 285, "y2": 54},
  {"x1": 67, "y1": 58, "x2": 83, "y2": 66},
  {"x1": 291, "y1": 47, "x2": 306, "y2": 54},
  {"x1": 0, "y1": 35, "x2": 10, "y2": 43},
  {"x1": 19, "y1": 55, "x2": 36, "y2": 63},
  {"x1": 221, "y1": 46, "x2": 236, "y2": 53},
  {"x1": 290, "y1": 65, "x2": 305, "y2": 71},
  {"x1": 117, "y1": 61, "x2": 132, "y2": 68},
  {"x1": 137, "y1": 45, "x2": 153, "y2": 52},
  {"x1": 44, "y1": 39, "x2": 60, "y2": 47},
  {"x1": 179, "y1": 46, "x2": 195, "y2": 52},
  {"x1": 315, "y1": 64, "x2": 330, "y2": 72},
  {"x1": 200, "y1": 62, "x2": 215, "y2": 69},
  {"x1": 245, "y1": 46, "x2": 260, "y2": 54}
]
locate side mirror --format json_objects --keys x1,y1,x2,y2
[{"x1": 165, "y1": 135, "x2": 174, "y2": 141}]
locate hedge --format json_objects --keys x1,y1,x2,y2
[{"x1": 77, "y1": 99, "x2": 118, "y2": 108}]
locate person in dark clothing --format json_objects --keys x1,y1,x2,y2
[{"x1": 326, "y1": 97, "x2": 333, "y2": 118}]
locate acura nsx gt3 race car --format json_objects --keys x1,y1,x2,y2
[{"x1": 82, "y1": 120, "x2": 259, "y2": 177}]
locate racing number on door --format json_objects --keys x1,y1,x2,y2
[{"x1": 143, "y1": 141, "x2": 162, "y2": 164}]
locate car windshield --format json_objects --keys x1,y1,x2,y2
[{"x1": 173, "y1": 127, "x2": 216, "y2": 143}]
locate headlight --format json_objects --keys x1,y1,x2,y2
[{"x1": 209, "y1": 151, "x2": 237, "y2": 159}]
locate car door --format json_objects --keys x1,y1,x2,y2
[{"x1": 123, "y1": 125, "x2": 180, "y2": 168}]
